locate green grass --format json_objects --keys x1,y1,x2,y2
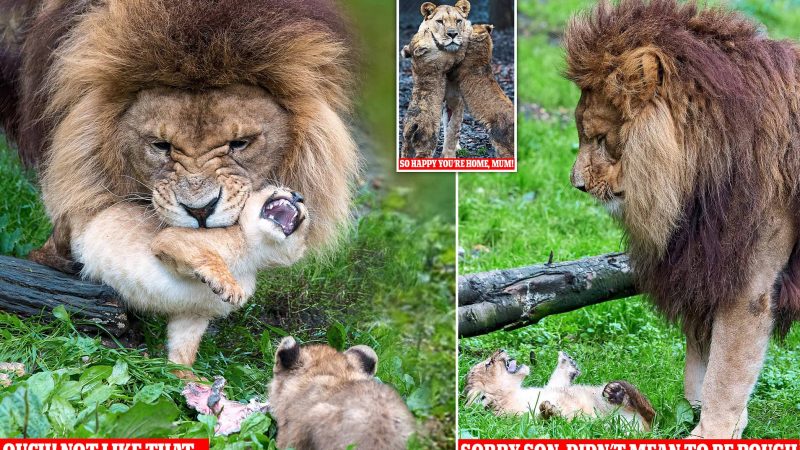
[{"x1": 459, "y1": 0, "x2": 800, "y2": 439}]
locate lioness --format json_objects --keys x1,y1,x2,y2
[
  {"x1": 452, "y1": 24, "x2": 515, "y2": 158},
  {"x1": 401, "y1": 0, "x2": 472, "y2": 157},
  {"x1": 465, "y1": 350, "x2": 655, "y2": 432},
  {"x1": 564, "y1": 0, "x2": 800, "y2": 437},
  {"x1": 74, "y1": 186, "x2": 309, "y2": 370},
  {"x1": 269, "y1": 337, "x2": 416, "y2": 450}
]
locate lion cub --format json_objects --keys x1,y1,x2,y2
[
  {"x1": 465, "y1": 350, "x2": 655, "y2": 431},
  {"x1": 452, "y1": 24, "x2": 515, "y2": 158},
  {"x1": 269, "y1": 337, "x2": 415, "y2": 450},
  {"x1": 72, "y1": 186, "x2": 309, "y2": 370},
  {"x1": 401, "y1": 1, "x2": 472, "y2": 158}
]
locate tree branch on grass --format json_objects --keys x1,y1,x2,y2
[
  {"x1": 458, "y1": 252, "x2": 638, "y2": 337},
  {"x1": 0, "y1": 255, "x2": 129, "y2": 336}
]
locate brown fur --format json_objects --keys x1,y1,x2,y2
[
  {"x1": 269, "y1": 337, "x2": 415, "y2": 450},
  {"x1": 465, "y1": 350, "x2": 654, "y2": 431},
  {"x1": 564, "y1": 0, "x2": 800, "y2": 437},
  {"x1": 0, "y1": 0, "x2": 359, "y2": 261},
  {"x1": 452, "y1": 24, "x2": 515, "y2": 158}
]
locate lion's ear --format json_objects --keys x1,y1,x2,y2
[
  {"x1": 401, "y1": 45, "x2": 412, "y2": 58},
  {"x1": 608, "y1": 46, "x2": 670, "y2": 114},
  {"x1": 484, "y1": 24, "x2": 494, "y2": 35},
  {"x1": 275, "y1": 336, "x2": 301, "y2": 370},
  {"x1": 413, "y1": 45, "x2": 430, "y2": 57},
  {"x1": 455, "y1": 0, "x2": 471, "y2": 16},
  {"x1": 420, "y1": 2, "x2": 436, "y2": 18},
  {"x1": 345, "y1": 345, "x2": 378, "y2": 376}
]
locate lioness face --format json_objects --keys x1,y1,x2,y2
[
  {"x1": 119, "y1": 84, "x2": 291, "y2": 228},
  {"x1": 465, "y1": 350, "x2": 529, "y2": 404},
  {"x1": 419, "y1": 1, "x2": 471, "y2": 52},
  {"x1": 570, "y1": 90, "x2": 625, "y2": 215}
]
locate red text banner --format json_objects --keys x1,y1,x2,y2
[
  {"x1": 0, "y1": 440, "x2": 209, "y2": 450},
  {"x1": 458, "y1": 440, "x2": 800, "y2": 450},
  {"x1": 398, "y1": 158, "x2": 517, "y2": 171}
]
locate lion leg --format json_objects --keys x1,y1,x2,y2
[
  {"x1": 546, "y1": 351, "x2": 580, "y2": 388},
  {"x1": 684, "y1": 331, "x2": 709, "y2": 407},
  {"x1": 690, "y1": 292, "x2": 773, "y2": 438},
  {"x1": 167, "y1": 314, "x2": 210, "y2": 375},
  {"x1": 441, "y1": 80, "x2": 463, "y2": 158},
  {"x1": 151, "y1": 227, "x2": 247, "y2": 306}
]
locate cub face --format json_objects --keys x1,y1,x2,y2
[
  {"x1": 119, "y1": 84, "x2": 291, "y2": 229},
  {"x1": 270, "y1": 337, "x2": 378, "y2": 397},
  {"x1": 418, "y1": 0, "x2": 472, "y2": 52},
  {"x1": 465, "y1": 349, "x2": 529, "y2": 405}
]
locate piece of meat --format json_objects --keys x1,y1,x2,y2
[{"x1": 182, "y1": 376, "x2": 270, "y2": 436}]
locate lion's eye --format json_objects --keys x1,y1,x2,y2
[
  {"x1": 229, "y1": 140, "x2": 249, "y2": 152},
  {"x1": 151, "y1": 141, "x2": 171, "y2": 153},
  {"x1": 457, "y1": 19, "x2": 463, "y2": 25},
  {"x1": 436, "y1": 19, "x2": 444, "y2": 24}
]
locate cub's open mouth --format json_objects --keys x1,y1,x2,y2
[
  {"x1": 505, "y1": 359, "x2": 519, "y2": 374},
  {"x1": 261, "y1": 194, "x2": 304, "y2": 236}
]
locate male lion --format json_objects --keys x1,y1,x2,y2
[
  {"x1": 0, "y1": 0, "x2": 358, "y2": 365},
  {"x1": 564, "y1": 0, "x2": 800, "y2": 438},
  {"x1": 452, "y1": 24, "x2": 514, "y2": 158},
  {"x1": 270, "y1": 337, "x2": 416, "y2": 449},
  {"x1": 401, "y1": 0, "x2": 472, "y2": 157},
  {"x1": 465, "y1": 350, "x2": 654, "y2": 431}
]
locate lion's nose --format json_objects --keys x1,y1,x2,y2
[
  {"x1": 291, "y1": 191, "x2": 304, "y2": 204},
  {"x1": 180, "y1": 195, "x2": 220, "y2": 228},
  {"x1": 447, "y1": 29, "x2": 459, "y2": 38}
]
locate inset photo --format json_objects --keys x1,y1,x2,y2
[{"x1": 397, "y1": 0, "x2": 517, "y2": 172}]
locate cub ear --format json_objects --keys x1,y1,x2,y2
[
  {"x1": 455, "y1": 0, "x2": 471, "y2": 16},
  {"x1": 345, "y1": 344, "x2": 378, "y2": 376},
  {"x1": 275, "y1": 336, "x2": 301, "y2": 370},
  {"x1": 413, "y1": 45, "x2": 430, "y2": 57},
  {"x1": 611, "y1": 46, "x2": 669, "y2": 109},
  {"x1": 483, "y1": 24, "x2": 494, "y2": 34},
  {"x1": 401, "y1": 45, "x2": 411, "y2": 58},
  {"x1": 420, "y1": 2, "x2": 436, "y2": 18}
]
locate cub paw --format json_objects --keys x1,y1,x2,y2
[
  {"x1": 603, "y1": 381, "x2": 630, "y2": 406},
  {"x1": 539, "y1": 400, "x2": 560, "y2": 419},
  {"x1": 558, "y1": 351, "x2": 581, "y2": 381},
  {"x1": 194, "y1": 265, "x2": 247, "y2": 306}
]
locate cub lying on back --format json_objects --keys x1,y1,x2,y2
[
  {"x1": 73, "y1": 186, "x2": 309, "y2": 371},
  {"x1": 453, "y1": 24, "x2": 515, "y2": 158},
  {"x1": 466, "y1": 350, "x2": 655, "y2": 431},
  {"x1": 269, "y1": 337, "x2": 415, "y2": 450}
]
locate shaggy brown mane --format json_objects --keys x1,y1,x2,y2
[
  {"x1": 564, "y1": 0, "x2": 800, "y2": 337},
  {"x1": 1, "y1": 0, "x2": 360, "y2": 250}
]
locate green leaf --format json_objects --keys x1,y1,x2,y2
[
  {"x1": 405, "y1": 383, "x2": 432, "y2": 414},
  {"x1": 79, "y1": 365, "x2": 112, "y2": 392},
  {"x1": 197, "y1": 414, "x2": 218, "y2": 437},
  {"x1": 27, "y1": 371, "x2": 55, "y2": 403},
  {"x1": 133, "y1": 383, "x2": 164, "y2": 405},
  {"x1": 107, "y1": 359, "x2": 130, "y2": 386},
  {"x1": 326, "y1": 322, "x2": 346, "y2": 351},
  {"x1": 82, "y1": 384, "x2": 115, "y2": 406},
  {"x1": 259, "y1": 331, "x2": 273, "y2": 362},
  {"x1": 239, "y1": 412, "x2": 272, "y2": 435},
  {"x1": 48, "y1": 395, "x2": 77, "y2": 433},
  {"x1": 109, "y1": 398, "x2": 179, "y2": 438},
  {"x1": 675, "y1": 398, "x2": 695, "y2": 427},
  {"x1": 52, "y1": 305, "x2": 70, "y2": 323}
]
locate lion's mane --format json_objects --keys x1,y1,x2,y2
[
  {"x1": 0, "y1": 0, "x2": 359, "y2": 249},
  {"x1": 564, "y1": 0, "x2": 800, "y2": 336}
]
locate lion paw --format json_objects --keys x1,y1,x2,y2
[
  {"x1": 558, "y1": 351, "x2": 581, "y2": 381},
  {"x1": 539, "y1": 400, "x2": 560, "y2": 419},
  {"x1": 603, "y1": 381, "x2": 629, "y2": 406}
]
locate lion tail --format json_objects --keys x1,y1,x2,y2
[{"x1": 774, "y1": 242, "x2": 800, "y2": 337}]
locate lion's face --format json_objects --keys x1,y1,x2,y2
[
  {"x1": 570, "y1": 90, "x2": 625, "y2": 215},
  {"x1": 119, "y1": 84, "x2": 291, "y2": 228},
  {"x1": 465, "y1": 350, "x2": 529, "y2": 405},
  {"x1": 419, "y1": 1, "x2": 471, "y2": 52}
]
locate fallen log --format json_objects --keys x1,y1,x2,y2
[
  {"x1": 0, "y1": 255, "x2": 129, "y2": 336},
  {"x1": 458, "y1": 252, "x2": 638, "y2": 337}
]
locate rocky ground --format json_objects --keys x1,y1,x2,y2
[{"x1": 398, "y1": 3, "x2": 515, "y2": 158}]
